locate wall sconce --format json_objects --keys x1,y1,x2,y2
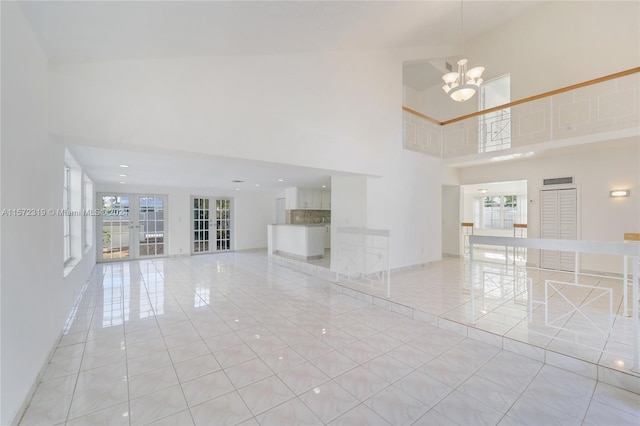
[{"x1": 610, "y1": 190, "x2": 629, "y2": 198}]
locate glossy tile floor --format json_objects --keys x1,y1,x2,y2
[
  {"x1": 20, "y1": 252, "x2": 640, "y2": 425},
  {"x1": 328, "y1": 249, "x2": 640, "y2": 386}
]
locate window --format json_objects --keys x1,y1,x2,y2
[
  {"x1": 474, "y1": 194, "x2": 525, "y2": 230},
  {"x1": 479, "y1": 74, "x2": 511, "y2": 153},
  {"x1": 83, "y1": 176, "x2": 94, "y2": 252},
  {"x1": 63, "y1": 165, "x2": 71, "y2": 263},
  {"x1": 63, "y1": 149, "x2": 87, "y2": 274},
  {"x1": 503, "y1": 195, "x2": 518, "y2": 229}
]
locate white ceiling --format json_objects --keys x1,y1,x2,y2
[
  {"x1": 20, "y1": 1, "x2": 547, "y2": 191},
  {"x1": 68, "y1": 145, "x2": 344, "y2": 191},
  {"x1": 19, "y1": 1, "x2": 544, "y2": 65}
]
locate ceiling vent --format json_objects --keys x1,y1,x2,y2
[{"x1": 543, "y1": 177, "x2": 573, "y2": 186}]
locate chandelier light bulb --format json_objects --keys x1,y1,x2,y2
[{"x1": 442, "y1": 58, "x2": 484, "y2": 102}]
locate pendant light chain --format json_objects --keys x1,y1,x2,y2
[{"x1": 441, "y1": 0, "x2": 485, "y2": 102}]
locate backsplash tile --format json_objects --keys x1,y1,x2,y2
[{"x1": 286, "y1": 210, "x2": 331, "y2": 224}]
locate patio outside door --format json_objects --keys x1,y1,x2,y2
[
  {"x1": 100, "y1": 194, "x2": 167, "y2": 261},
  {"x1": 192, "y1": 197, "x2": 232, "y2": 254}
]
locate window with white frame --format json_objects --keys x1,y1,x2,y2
[
  {"x1": 63, "y1": 165, "x2": 71, "y2": 263},
  {"x1": 63, "y1": 150, "x2": 87, "y2": 273},
  {"x1": 479, "y1": 74, "x2": 511, "y2": 153},
  {"x1": 83, "y1": 175, "x2": 94, "y2": 252},
  {"x1": 473, "y1": 194, "x2": 526, "y2": 230}
]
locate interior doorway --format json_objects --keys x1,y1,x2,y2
[{"x1": 458, "y1": 180, "x2": 528, "y2": 260}]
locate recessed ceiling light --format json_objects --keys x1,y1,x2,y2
[
  {"x1": 119, "y1": 174, "x2": 127, "y2": 177},
  {"x1": 119, "y1": 164, "x2": 129, "y2": 168},
  {"x1": 255, "y1": 184, "x2": 260, "y2": 187},
  {"x1": 322, "y1": 185, "x2": 326, "y2": 188},
  {"x1": 235, "y1": 188, "x2": 240, "y2": 191},
  {"x1": 277, "y1": 179, "x2": 284, "y2": 182},
  {"x1": 119, "y1": 181, "x2": 126, "y2": 184}
]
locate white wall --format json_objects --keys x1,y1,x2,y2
[
  {"x1": 0, "y1": 3, "x2": 95, "y2": 424},
  {"x1": 330, "y1": 175, "x2": 368, "y2": 231},
  {"x1": 330, "y1": 150, "x2": 443, "y2": 272},
  {"x1": 367, "y1": 149, "x2": 443, "y2": 269},
  {"x1": 49, "y1": 49, "x2": 400, "y2": 178},
  {"x1": 472, "y1": 1, "x2": 640, "y2": 102},
  {"x1": 457, "y1": 139, "x2": 640, "y2": 274},
  {"x1": 234, "y1": 191, "x2": 279, "y2": 250},
  {"x1": 330, "y1": 175, "x2": 368, "y2": 271},
  {"x1": 442, "y1": 185, "x2": 461, "y2": 256},
  {"x1": 95, "y1": 184, "x2": 278, "y2": 256},
  {"x1": 406, "y1": 1, "x2": 640, "y2": 121}
]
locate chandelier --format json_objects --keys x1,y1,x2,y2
[{"x1": 441, "y1": 0, "x2": 484, "y2": 102}]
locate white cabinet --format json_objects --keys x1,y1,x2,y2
[
  {"x1": 321, "y1": 190, "x2": 331, "y2": 210},
  {"x1": 273, "y1": 225, "x2": 325, "y2": 259},
  {"x1": 285, "y1": 188, "x2": 331, "y2": 210},
  {"x1": 324, "y1": 225, "x2": 331, "y2": 249},
  {"x1": 300, "y1": 189, "x2": 313, "y2": 209},
  {"x1": 310, "y1": 190, "x2": 322, "y2": 210},
  {"x1": 285, "y1": 187, "x2": 298, "y2": 210}
]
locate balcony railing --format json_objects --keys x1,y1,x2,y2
[{"x1": 403, "y1": 68, "x2": 640, "y2": 160}]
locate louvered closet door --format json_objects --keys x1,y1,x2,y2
[
  {"x1": 540, "y1": 190, "x2": 559, "y2": 269},
  {"x1": 540, "y1": 188, "x2": 577, "y2": 271}
]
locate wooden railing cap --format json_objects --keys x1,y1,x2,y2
[{"x1": 404, "y1": 67, "x2": 640, "y2": 126}]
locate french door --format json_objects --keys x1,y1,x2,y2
[
  {"x1": 99, "y1": 194, "x2": 167, "y2": 261},
  {"x1": 192, "y1": 197, "x2": 232, "y2": 254}
]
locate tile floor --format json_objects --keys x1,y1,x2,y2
[
  {"x1": 19, "y1": 251, "x2": 640, "y2": 425},
  {"x1": 326, "y1": 249, "x2": 640, "y2": 390}
]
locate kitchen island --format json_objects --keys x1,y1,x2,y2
[{"x1": 267, "y1": 224, "x2": 325, "y2": 260}]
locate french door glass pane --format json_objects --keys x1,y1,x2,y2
[
  {"x1": 216, "y1": 199, "x2": 231, "y2": 251},
  {"x1": 193, "y1": 197, "x2": 210, "y2": 253},
  {"x1": 139, "y1": 196, "x2": 165, "y2": 257},
  {"x1": 193, "y1": 197, "x2": 231, "y2": 253},
  {"x1": 101, "y1": 195, "x2": 131, "y2": 260},
  {"x1": 100, "y1": 194, "x2": 167, "y2": 261}
]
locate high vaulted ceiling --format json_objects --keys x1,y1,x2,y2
[
  {"x1": 20, "y1": 1, "x2": 544, "y2": 65},
  {"x1": 18, "y1": 1, "x2": 547, "y2": 190}
]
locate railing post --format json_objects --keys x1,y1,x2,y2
[
  {"x1": 386, "y1": 235, "x2": 391, "y2": 299},
  {"x1": 633, "y1": 256, "x2": 639, "y2": 371},
  {"x1": 470, "y1": 239, "x2": 475, "y2": 325},
  {"x1": 624, "y1": 254, "x2": 629, "y2": 317}
]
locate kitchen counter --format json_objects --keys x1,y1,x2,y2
[
  {"x1": 267, "y1": 224, "x2": 326, "y2": 259},
  {"x1": 274, "y1": 223, "x2": 327, "y2": 227}
]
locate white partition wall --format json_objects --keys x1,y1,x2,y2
[{"x1": 335, "y1": 227, "x2": 391, "y2": 298}]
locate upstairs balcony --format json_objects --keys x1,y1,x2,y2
[{"x1": 403, "y1": 68, "x2": 640, "y2": 165}]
